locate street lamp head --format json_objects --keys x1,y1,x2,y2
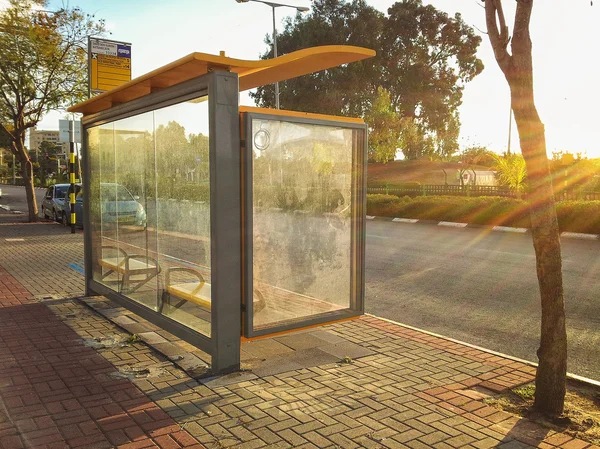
[
  {"x1": 296, "y1": 6, "x2": 310, "y2": 12},
  {"x1": 235, "y1": 0, "x2": 249, "y2": 3}
]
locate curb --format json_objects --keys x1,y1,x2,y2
[
  {"x1": 0, "y1": 204, "x2": 24, "y2": 214},
  {"x1": 366, "y1": 313, "x2": 600, "y2": 389},
  {"x1": 368, "y1": 215, "x2": 600, "y2": 240}
]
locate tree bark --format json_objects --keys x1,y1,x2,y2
[
  {"x1": 484, "y1": 0, "x2": 567, "y2": 416},
  {"x1": 511, "y1": 90, "x2": 566, "y2": 415},
  {"x1": 12, "y1": 132, "x2": 38, "y2": 222}
]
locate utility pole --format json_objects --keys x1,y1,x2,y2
[
  {"x1": 507, "y1": 105, "x2": 512, "y2": 156},
  {"x1": 68, "y1": 120, "x2": 76, "y2": 233}
]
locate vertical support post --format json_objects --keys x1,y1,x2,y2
[
  {"x1": 81, "y1": 121, "x2": 93, "y2": 297},
  {"x1": 271, "y1": 5, "x2": 280, "y2": 110},
  {"x1": 87, "y1": 37, "x2": 92, "y2": 99},
  {"x1": 69, "y1": 120, "x2": 76, "y2": 234},
  {"x1": 209, "y1": 71, "x2": 241, "y2": 374}
]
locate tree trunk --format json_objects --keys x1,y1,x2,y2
[
  {"x1": 21, "y1": 159, "x2": 38, "y2": 222},
  {"x1": 12, "y1": 132, "x2": 38, "y2": 222},
  {"x1": 484, "y1": 0, "x2": 567, "y2": 416},
  {"x1": 510, "y1": 88, "x2": 567, "y2": 416}
]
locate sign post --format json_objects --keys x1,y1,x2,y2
[
  {"x1": 88, "y1": 37, "x2": 132, "y2": 96},
  {"x1": 68, "y1": 121, "x2": 76, "y2": 233},
  {"x1": 59, "y1": 119, "x2": 80, "y2": 233}
]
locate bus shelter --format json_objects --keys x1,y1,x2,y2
[{"x1": 69, "y1": 46, "x2": 374, "y2": 374}]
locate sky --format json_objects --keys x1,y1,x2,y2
[{"x1": 26, "y1": 0, "x2": 600, "y2": 158}]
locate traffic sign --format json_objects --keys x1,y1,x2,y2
[
  {"x1": 59, "y1": 120, "x2": 81, "y2": 143},
  {"x1": 89, "y1": 38, "x2": 132, "y2": 95}
]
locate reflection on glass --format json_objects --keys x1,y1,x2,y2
[
  {"x1": 89, "y1": 123, "x2": 124, "y2": 290},
  {"x1": 114, "y1": 113, "x2": 158, "y2": 310},
  {"x1": 155, "y1": 99, "x2": 211, "y2": 336},
  {"x1": 251, "y1": 119, "x2": 356, "y2": 331},
  {"x1": 87, "y1": 96, "x2": 212, "y2": 337}
]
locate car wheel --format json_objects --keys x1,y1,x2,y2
[
  {"x1": 62, "y1": 212, "x2": 68, "y2": 226},
  {"x1": 41, "y1": 206, "x2": 46, "y2": 219},
  {"x1": 54, "y1": 209, "x2": 59, "y2": 222}
]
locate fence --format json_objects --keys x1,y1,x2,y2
[
  {"x1": 368, "y1": 184, "x2": 600, "y2": 201},
  {"x1": 367, "y1": 184, "x2": 514, "y2": 198}
]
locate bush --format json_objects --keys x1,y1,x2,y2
[
  {"x1": 367, "y1": 195, "x2": 600, "y2": 234},
  {"x1": 555, "y1": 201, "x2": 600, "y2": 234}
]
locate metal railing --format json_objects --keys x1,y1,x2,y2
[{"x1": 367, "y1": 184, "x2": 600, "y2": 201}]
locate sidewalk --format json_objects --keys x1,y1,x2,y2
[{"x1": 0, "y1": 213, "x2": 597, "y2": 449}]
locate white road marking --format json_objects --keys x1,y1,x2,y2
[
  {"x1": 438, "y1": 221, "x2": 468, "y2": 228},
  {"x1": 492, "y1": 226, "x2": 528, "y2": 233},
  {"x1": 392, "y1": 218, "x2": 418, "y2": 223},
  {"x1": 561, "y1": 232, "x2": 599, "y2": 240}
]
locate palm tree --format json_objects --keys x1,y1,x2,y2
[{"x1": 493, "y1": 153, "x2": 527, "y2": 199}]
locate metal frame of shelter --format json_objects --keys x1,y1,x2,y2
[{"x1": 70, "y1": 46, "x2": 374, "y2": 374}]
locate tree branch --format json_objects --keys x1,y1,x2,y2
[
  {"x1": 484, "y1": 0, "x2": 512, "y2": 75},
  {"x1": 512, "y1": 0, "x2": 533, "y2": 58}
]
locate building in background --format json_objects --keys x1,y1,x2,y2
[{"x1": 29, "y1": 128, "x2": 64, "y2": 153}]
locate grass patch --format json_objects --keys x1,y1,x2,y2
[
  {"x1": 486, "y1": 381, "x2": 600, "y2": 446},
  {"x1": 367, "y1": 194, "x2": 600, "y2": 234}
]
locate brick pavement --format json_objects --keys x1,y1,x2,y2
[
  {"x1": 0, "y1": 265, "x2": 204, "y2": 449},
  {"x1": 0, "y1": 215, "x2": 599, "y2": 448}
]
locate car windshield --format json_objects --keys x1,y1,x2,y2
[
  {"x1": 100, "y1": 185, "x2": 134, "y2": 202},
  {"x1": 55, "y1": 185, "x2": 68, "y2": 198}
]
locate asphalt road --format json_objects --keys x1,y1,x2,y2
[
  {"x1": 2, "y1": 185, "x2": 599, "y2": 380},
  {"x1": 0, "y1": 184, "x2": 46, "y2": 215},
  {"x1": 365, "y1": 219, "x2": 600, "y2": 381}
]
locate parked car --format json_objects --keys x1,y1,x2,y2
[
  {"x1": 59, "y1": 184, "x2": 83, "y2": 227},
  {"x1": 61, "y1": 183, "x2": 146, "y2": 229},
  {"x1": 41, "y1": 184, "x2": 70, "y2": 222},
  {"x1": 99, "y1": 183, "x2": 147, "y2": 228}
]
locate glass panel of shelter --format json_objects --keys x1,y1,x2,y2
[
  {"x1": 250, "y1": 117, "x2": 359, "y2": 333},
  {"x1": 86, "y1": 96, "x2": 213, "y2": 338},
  {"x1": 155, "y1": 98, "x2": 212, "y2": 337}
]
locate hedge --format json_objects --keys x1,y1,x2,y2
[{"x1": 367, "y1": 194, "x2": 600, "y2": 234}]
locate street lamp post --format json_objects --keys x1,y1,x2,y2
[{"x1": 236, "y1": 0, "x2": 309, "y2": 109}]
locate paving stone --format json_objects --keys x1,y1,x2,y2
[
  {"x1": 138, "y1": 331, "x2": 168, "y2": 345},
  {"x1": 273, "y1": 333, "x2": 331, "y2": 351},
  {"x1": 318, "y1": 340, "x2": 375, "y2": 360},
  {"x1": 0, "y1": 225, "x2": 592, "y2": 449}
]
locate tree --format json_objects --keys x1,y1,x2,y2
[
  {"x1": 0, "y1": 0, "x2": 105, "y2": 221},
  {"x1": 492, "y1": 153, "x2": 527, "y2": 198},
  {"x1": 364, "y1": 87, "x2": 403, "y2": 163},
  {"x1": 251, "y1": 0, "x2": 483, "y2": 159},
  {"x1": 484, "y1": 0, "x2": 567, "y2": 415},
  {"x1": 36, "y1": 140, "x2": 63, "y2": 186},
  {"x1": 460, "y1": 145, "x2": 497, "y2": 167}
]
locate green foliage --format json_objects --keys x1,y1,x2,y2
[
  {"x1": 107, "y1": 121, "x2": 211, "y2": 202},
  {"x1": 364, "y1": 87, "x2": 402, "y2": 163},
  {"x1": 493, "y1": 154, "x2": 527, "y2": 196},
  {"x1": 460, "y1": 146, "x2": 497, "y2": 167},
  {"x1": 555, "y1": 200, "x2": 600, "y2": 234},
  {"x1": 251, "y1": 0, "x2": 483, "y2": 160},
  {"x1": 513, "y1": 384, "x2": 536, "y2": 401},
  {"x1": 0, "y1": 0, "x2": 105, "y2": 218},
  {"x1": 0, "y1": 1, "x2": 106, "y2": 138},
  {"x1": 367, "y1": 194, "x2": 600, "y2": 234}
]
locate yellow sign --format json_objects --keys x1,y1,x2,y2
[{"x1": 89, "y1": 38, "x2": 132, "y2": 94}]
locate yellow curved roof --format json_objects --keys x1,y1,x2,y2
[{"x1": 69, "y1": 45, "x2": 376, "y2": 115}]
